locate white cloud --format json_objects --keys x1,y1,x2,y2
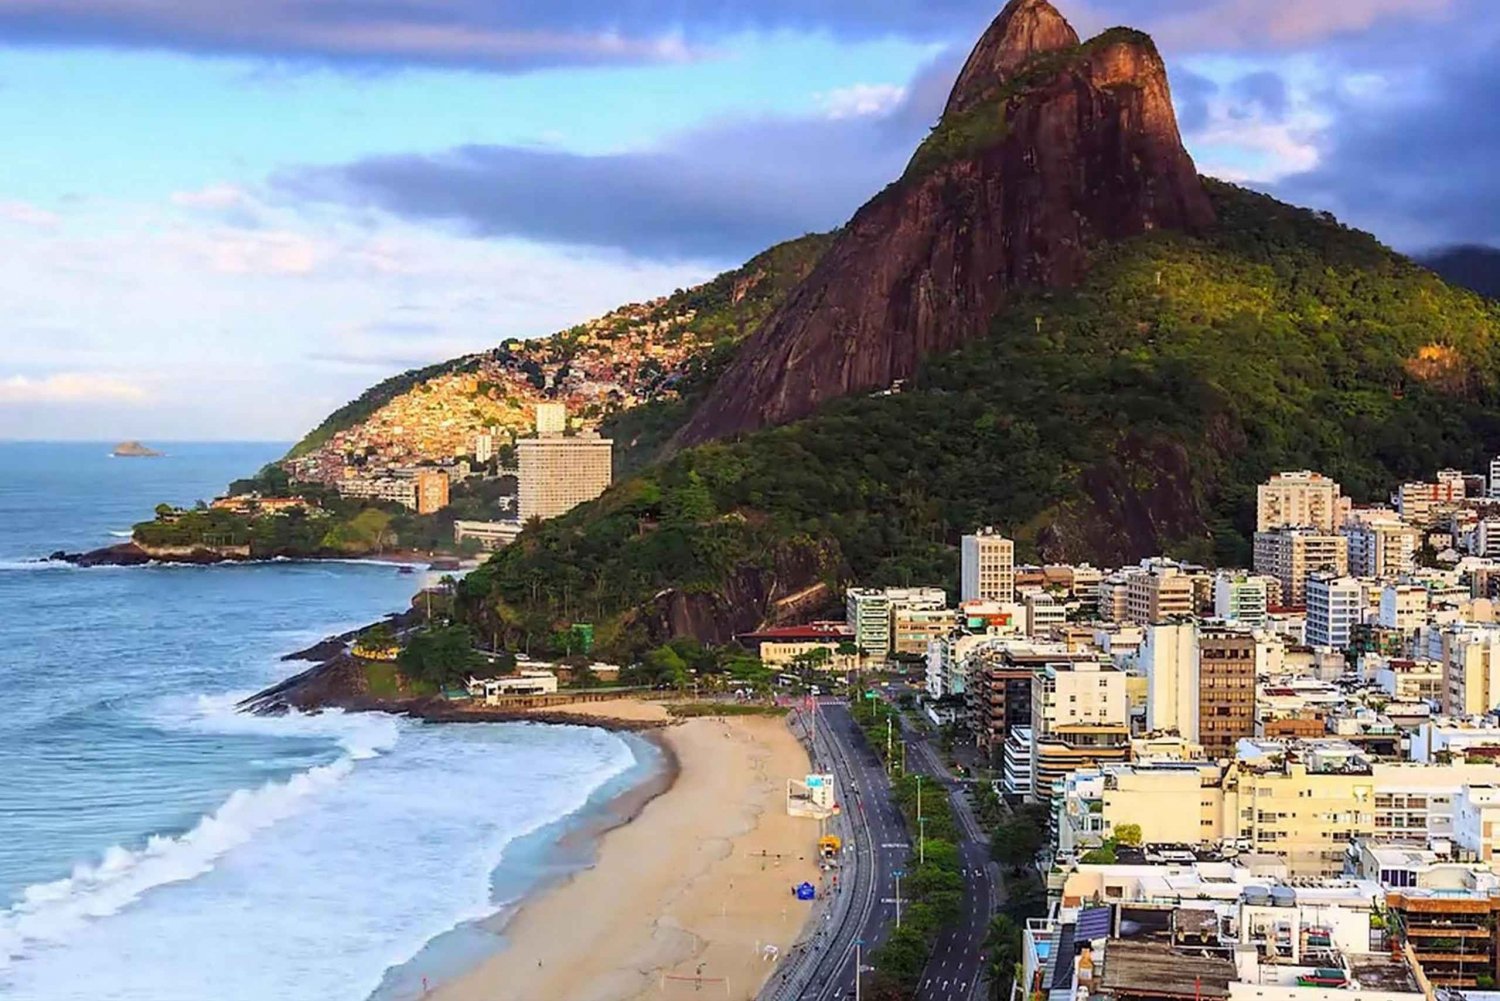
[
  {"x1": 0, "y1": 200, "x2": 60, "y2": 228},
  {"x1": 0, "y1": 373, "x2": 148, "y2": 405},
  {"x1": 818, "y1": 83, "x2": 907, "y2": 120},
  {"x1": 0, "y1": 186, "x2": 711, "y2": 439},
  {"x1": 171, "y1": 183, "x2": 254, "y2": 211}
]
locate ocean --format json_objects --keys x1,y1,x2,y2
[{"x1": 0, "y1": 442, "x2": 651, "y2": 1001}]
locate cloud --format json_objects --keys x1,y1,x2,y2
[
  {"x1": 818, "y1": 84, "x2": 909, "y2": 120},
  {"x1": 1273, "y1": 48, "x2": 1500, "y2": 250},
  {"x1": 0, "y1": 0, "x2": 1454, "y2": 75},
  {"x1": 1077, "y1": 0, "x2": 1457, "y2": 52},
  {"x1": 0, "y1": 199, "x2": 59, "y2": 228},
  {"x1": 0, "y1": 0, "x2": 992, "y2": 72},
  {"x1": 0, "y1": 372, "x2": 148, "y2": 405},
  {"x1": 277, "y1": 51, "x2": 960, "y2": 261}
]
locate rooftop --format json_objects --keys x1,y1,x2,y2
[{"x1": 1099, "y1": 940, "x2": 1234, "y2": 1000}]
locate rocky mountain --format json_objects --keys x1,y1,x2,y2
[
  {"x1": 1423, "y1": 245, "x2": 1500, "y2": 299},
  {"x1": 453, "y1": 3, "x2": 1500, "y2": 658},
  {"x1": 673, "y1": 0, "x2": 1212, "y2": 448}
]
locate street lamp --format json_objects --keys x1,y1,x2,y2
[{"x1": 893, "y1": 868, "x2": 904, "y2": 927}]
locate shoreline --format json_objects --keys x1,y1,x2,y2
[
  {"x1": 424, "y1": 703, "x2": 821, "y2": 1001},
  {"x1": 368, "y1": 728, "x2": 681, "y2": 1001}
]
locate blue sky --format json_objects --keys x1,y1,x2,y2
[{"x1": 0, "y1": 0, "x2": 1493, "y2": 441}]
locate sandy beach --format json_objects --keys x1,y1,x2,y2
[{"x1": 429, "y1": 702, "x2": 821, "y2": 1001}]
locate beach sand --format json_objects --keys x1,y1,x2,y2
[{"x1": 428, "y1": 710, "x2": 820, "y2": 1001}]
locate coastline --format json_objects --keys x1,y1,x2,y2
[
  {"x1": 368, "y1": 727, "x2": 680, "y2": 1001},
  {"x1": 425, "y1": 702, "x2": 821, "y2": 1001}
]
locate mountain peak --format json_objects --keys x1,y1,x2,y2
[{"x1": 945, "y1": 0, "x2": 1080, "y2": 116}]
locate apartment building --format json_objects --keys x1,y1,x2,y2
[
  {"x1": 892, "y1": 607, "x2": 958, "y2": 657},
  {"x1": 1197, "y1": 626, "x2": 1260, "y2": 759},
  {"x1": 960, "y1": 528, "x2": 1015, "y2": 603},
  {"x1": 845, "y1": 589, "x2": 893, "y2": 659},
  {"x1": 1123, "y1": 565, "x2": 1195, "y2": 625},
  {"x1": 1213, "y1": 573, "x2": 1270, "y2": 626},
  {"x1": 1345, "y1": 514, "x2": 1419, "y2": 578},
  {"x1": 516, "y1": 431, "x2": 612, "y2": 522},
  {"x1": 1379, "y1": 583, "x2": 1429, "y2": 632},
  {"x1": 1255, "y1": 528, "x2": 1350, "y2": 606},
  {"x1": 1398, "y1": 473, "x2": 1466, "y2": 527},
  {"x1": 1140, "y1": 622, "x2": 1257, "y2": 759},
  {"x1": 1306, "y1": 574, "x2": 1362, "y2": 650},
  {"x1": 1002, "y1": 726, "x2": 1034, "y2": 799},
  {"x1": 1385, "y1": 884, "x2": 1500, "y2": 989},
  {"x1": 1366, "y1": 658, "x2": 1444, "y2": 704},
  {"x1": 414, "y1": 468, "x2": 450, "y2": 515},
  {"x1": 1021, "y1": 588, "x2": 1066, "y2": 638},
  {"x1": 1221, "y1": 748, "x2": 1376, "y2": 877},
  {"x1": 1030, "y1": 660, "x2": 1130, "y2": 805},
  {"x1": 1424, "y1": 624, "x2": 1500, "y2": 715},
  {"x1": 1056, "y1": 762, "x2": 1225, "y2": 854},
  {"x1": 1257, "y1": 470, "x2": 1347, "y2": 532}
]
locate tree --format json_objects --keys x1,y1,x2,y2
[
  {"x1": 1114, "y1": 823, "x2": 1143, "y2": 847},
  {"x1": 985, "y1": 914, "x2": 1023, "y2": 999},
  {"x1": 398, "y1": 624, "x2": 480, "y2": 688},
  {"x1": 991, "y1": 805, "x2": 1048, "y2": 871}
]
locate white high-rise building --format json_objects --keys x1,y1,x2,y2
[
  {"x1": 1489, "y1": 456, "x2": 1500, "y2": 500},
  {"x1": 516, "y1": 405, "x2": 612, "y2": 523},
  {"x1": 1306, "y1": 574, "x2": 1362, "y2": 650},
  {"x1": 960, "y1": 528, "x2": 1015, "y2": 604}
]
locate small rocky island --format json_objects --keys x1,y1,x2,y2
[{"x1": 112, "y1": 440, "x2": 163, "y2": 457}]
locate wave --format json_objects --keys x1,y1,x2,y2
[
  {"x1": 107, "y1": 530, "x2": 134, "y2": 538},
  {"x1": 0, "y1": 700, "x2": 399, "y2": 969},
  {"x1": 0, "y1": 758, "x2": 355, "y2": 968}
]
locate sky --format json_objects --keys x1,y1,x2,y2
[{"x1": 0, "y1": 0, "x2": 1494, "y2": 441}]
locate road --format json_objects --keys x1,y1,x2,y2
[
  {"x1": 760, "y1": 695, "x2": 996, "y2": 1001},
  {"x1": 903, "y1": 728, "x2": 997, "y2": 1001},
  {"x1": 762, "y1": 699, "x2": 909, "y2": 1001}
]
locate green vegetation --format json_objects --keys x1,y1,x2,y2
[
  {"x1": 848, "y1": 697, "x2": 969, "y2": 999},
  {"x1": 904, "y1": 27, "x2": 1160, "y2": 181},
  {"x1": 991, "y1": 802, "x2": 1051, "y2": 872},
  {"x1": 397, "y1": 624, "x2": 483, "y2": 689},
  {"x1": 457, "y1": 182, "x2": 1500, "y2": 657},
  {"x1": 620, "y1": 638, "x2": 772, "y2": 692},
  {"x1": 601, "y1": 232, "x2": 835, "y2": 473},
  {"x1": 136, "y1": 469, "x2": 516, "y2": 558},
  {"x1": 362, "y1": 661, "x2": 437, "y2": 700}
]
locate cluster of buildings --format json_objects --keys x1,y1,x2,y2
[
  {"x1": 453, "y1": 403, "x2": 614, "y2": 550},
  {"x1": 758, "y1": 463, "x2": 1500, "y2": 999},
  {"x1": 284, "y1": 293, "x2": 717, "y2": 490}
]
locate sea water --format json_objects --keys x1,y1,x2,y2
[{"x1": 0, "y1": 442, "x2": 644, "y2": 1001}]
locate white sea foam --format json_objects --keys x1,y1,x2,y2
[
  {"x1": 0, "y1": 755, "x2": 357, "y2": 969},
  {"x1": 1, "y1": 720, "x2": 638, "y2": 1001}
]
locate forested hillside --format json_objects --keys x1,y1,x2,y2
[{"x1": 458, "y1": 181, "x2": 1500, "y2": 657}]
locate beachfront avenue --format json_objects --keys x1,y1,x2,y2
[{"x1": 762, "y1": 697, "x2": 994, "y2": 1001}]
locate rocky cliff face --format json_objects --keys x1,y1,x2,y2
[{"x1": 675, "y1": 0, "x2": 1213, "y2": 447}]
